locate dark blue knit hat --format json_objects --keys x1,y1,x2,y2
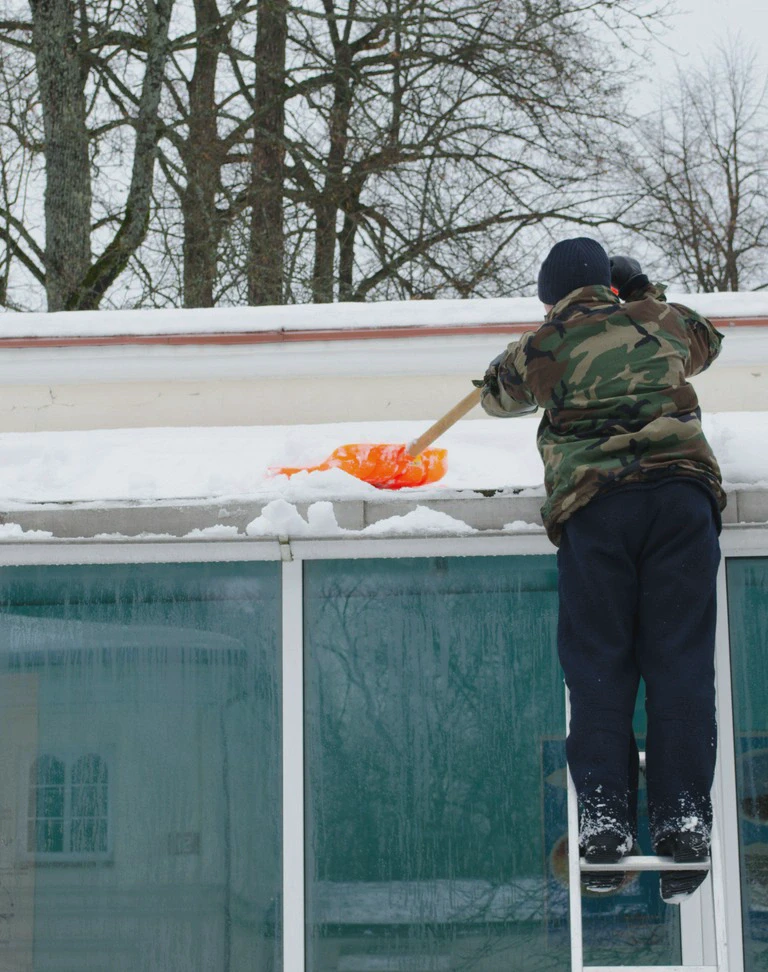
[{"x1": 537, "y1": 237, "x2": 611, "y2": 305}]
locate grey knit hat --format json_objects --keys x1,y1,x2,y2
[{"x1": 537, "y1": 237, "x2": 611, "y2": 305}]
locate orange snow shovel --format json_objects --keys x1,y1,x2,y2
[{"x1": 272, "y1": 386, "x2": 482, "y2": 489}]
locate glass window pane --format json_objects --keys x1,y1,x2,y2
[
  {"x1": 304, "y1": 557, "x2": 680, "y2": 972},
  {"x1": 31, "y1": 755, "x2": 65, "y2": 786},
  {"x1": 72, "y1": 753, "x2": 107, "y2": 785},
  {"x1": 29, "y1": 819, "x2": 63, "y2": 854},
  {"x1": 71, "y1": 817, "x2": 109, "y2": 854},
  {"x1": 71, "y1": 783, "x2": 105, "y2": 818},
  {"x1": 0, "y1": 562, "x2": 282, "y2": 972},
  {"x1": 37, "y1": 785, "x2": 65, "y2": 820},
  {"x1": 70, "y1": 817, "x2": 96, "y2": 853},
  {"x1": 726, "y1": 557, "x2": 768, "y2": 966}
]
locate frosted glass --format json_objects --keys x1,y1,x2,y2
[
  {"x1": 726, "y1": 558, "x2": 768, "y2": 967},
  {"x1": 0, "y1": 562, "x2": 281, "y2": 972},
  {"x1": 304, "y1": 556, "x2": 680, "y2": 972}
]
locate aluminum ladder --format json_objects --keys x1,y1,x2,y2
[{"x1": 565, "y1": 687, "x2": 730, "y2": 972}]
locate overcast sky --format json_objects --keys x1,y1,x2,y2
[
  {"x1": 641, "y1": 0, "x2": 766, "y2": 91},
  {"x1": 623, "y1": 0, "x2": 767, "y2": 119}
]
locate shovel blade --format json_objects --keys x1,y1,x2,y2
[{"x1": 271, "y1": 443, "x2": 447, "y2": 489}]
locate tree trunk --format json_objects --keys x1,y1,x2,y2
[
  {"x1": 29, "y1": 0, "x2": 91, "y2": 311},
  {"x1": 248, "y1": 0, "x2": 288, "y2": 306},
  {"x1": 70, "y1": 0, "x2": 173, "y2": 310},
  {"x1": 313, "y1": 198, "x2": 338, "y2": 303},
  {"x1": 181, "y1": 0, "x2": 225, "y2": 308},
  {"x1": 338, "y1": 183, "x2": 362, "y2": 301},
  {"x1": 312, "y1": 47, "x2": 353, "y2": 304},
  {"x1": 338, "y1": 211, "x2": 356, "y2": 301},
  {"x1": 724, "y1": 165, "x2": 740, "y2": 292}
]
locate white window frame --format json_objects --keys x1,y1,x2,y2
[
  {"x1": 1, "y1": 523, "x2": 765, "y2": 971},
  {"x1": 19, "y1": 748, "x2": 113, "y2": 865}
]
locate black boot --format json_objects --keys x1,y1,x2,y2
[
  {"x1": 658, "y1": 832, "x2": 710, "y2": 904},
  {"x1": 581, "y1": 832, "x2": 631, "y2": 894}
]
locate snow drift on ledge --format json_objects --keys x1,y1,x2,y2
[{"x1": 0, "y1": 413, "x2": 764, "y2": 540}]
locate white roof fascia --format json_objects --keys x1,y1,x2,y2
[{"x1": 0, "y1": 327, "x2": 765, "y2": 386}]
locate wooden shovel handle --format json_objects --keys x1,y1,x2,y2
[{"x1": 406, "y1": 386, "x2": 482, "y2": 458}]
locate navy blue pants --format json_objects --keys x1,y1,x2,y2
[{"x1": 557, "y1": 479, "x2": 720, "y2": 848}]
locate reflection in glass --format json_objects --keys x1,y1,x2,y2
[
  {"x1": 70, "y1": 754, "x2": 109, "y2": 852},
  {"x1": 304, "y1": 557, "x2": 680, "y2": 972},
  {"x1": 727, "y1": 558, "x2": 768, "y2": 965},
  {"x1": 28, "y1": 756, "x2": 65, "y2": 853},
  {"x1": 0, "y1": 562, "x2": 281, "y2": 972}
]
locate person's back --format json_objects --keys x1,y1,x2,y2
[
  {"x1": 483, "y1": 274, "x2": 725, "y2": 544},
  {"x1": 479, "y1": 238, "x2": 724, "y2": 904}
]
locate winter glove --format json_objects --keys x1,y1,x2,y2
[
  {"x1": 473, "y1": 351, "x2": 534, "y2": 418},
  {"x1": 472, "y1": 351, "x2": 505, "y2": 399},
  {"x1": 609, "y1": 255, "x2": 650, "y2": 301}
]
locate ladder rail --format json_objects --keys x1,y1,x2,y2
[
  {"x1": 564, "y1": 683, "x2": 729, "y2": 972},
  {"x1": 708, "y1": 810, "x2": 729, "y2": 972},
  {"x1": 565, "y1": 687, "x2": 584, "y2": 972}
]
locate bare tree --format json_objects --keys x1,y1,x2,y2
[
  {"x1": 131, "y1": 0, "x2": 285, "y2": 308},
  {"x1": 154, "y1": 1, "x2": 262, "y2": 308},
  {"x1": 0, "y1": 39, "x2": 44, "y2": 308},
  {"x1": 277, "y1": 0, "x2": 669, "y2": 303},
  {"x1": 0, "y1": 0, "x2": 174, "y2": 311},
  {"x1": 0, "y1": 0, "x2": 672, "y2": 310},
  {"x1": 621, "y1": 42, "x2": 768, "y2": 292},
  {"x1": 101, "y1": 0, "x2": 291, "y2": 309},
  {"x1": 187, "y1": 0, "x2": 671, "y2": 306}
]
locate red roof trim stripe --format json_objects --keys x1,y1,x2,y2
[{"x1": 0, "y1": 317, "x2": 764, "y2": 349}]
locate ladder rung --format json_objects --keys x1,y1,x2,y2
[
  {"x1": 580, "y1": 855, "x2": 711, "y2": 873},
  {"x1": 586, "y1": 967, "x2": 718, "y2": 972}
]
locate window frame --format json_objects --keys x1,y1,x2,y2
[{"x1": 19, "y1": 748, "x2": 114, "y2": 865}]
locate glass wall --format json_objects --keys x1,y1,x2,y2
[
  {"x1": 9, "y1": 542, "x2": 759, "y2": 971},
  {"x1": 727, "y1": 558, "x2": 768, "y2": 970},
  {"x1": 0, "y1": 562, "x2": 281, "y2": 972},
  {"x1": 304, "y1": 556, "x2": 681, "y2": 972}
]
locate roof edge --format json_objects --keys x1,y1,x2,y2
[{"x1": 0, "y1": 317, "x2": 766, "y2": 350}]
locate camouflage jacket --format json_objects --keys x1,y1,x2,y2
[{"x1": 480, "y1": 283, "x2": 725, "y2": 545}]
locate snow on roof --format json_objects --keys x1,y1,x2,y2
[
  {"x1": 1, "y1": 295, "x2": 765, "y2": 538},
  {"x1": 0, "y1": 413, "x2": 765, "y2": 541},
  {"x1": 2, "y1": 292, "x2": 768, "y2": 339}
]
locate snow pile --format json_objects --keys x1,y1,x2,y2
[
  {"x1": 706, "y1": 414, "x2": 768, "y2": 487},
  {"x1": 0, "y1": 418, "x2": 545, "y2": 506},
  {"x1": 0, "y1": 413, "x2": 764, "y2": 508},
  {"x1": 0, "y1": 523, "x2": 53, "y2": 540},
  {"x1": 245, "y1": 499, "x2": 344, "y2": 537},
  {"x1": 243, "y1": 500, "x2": 479, "y2": 538},
  {"x1": 0, "y1": 412, "x2": 768, "y2": 508},
  {"x1": 0, "y1": 412, "x2": 764, "y2": 539},
  {"x1": 503, "y1": 520, "x2": 544, "y2": 533},
  {"x1": 183, "y1": 525, "x2": 241, "y2": 539},
  {"x1": 360, "y1": 507, "x2": 477, "y2": 536}
]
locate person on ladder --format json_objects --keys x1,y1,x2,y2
[{"x1": 478, "y1": 238, "x2": 725, "y2": 904}]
